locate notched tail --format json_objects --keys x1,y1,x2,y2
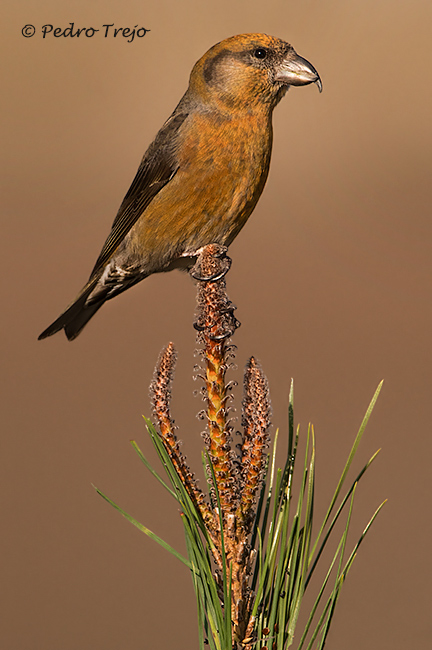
[{"x1": 38, "y1": 281, "x2": 103, "y2": 341}]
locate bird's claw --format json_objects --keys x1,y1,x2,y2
[
  {"x1": 207, "y1": 321, "x2": 240, "y2": 341},
  {"x1": 190, "y1": 255, "x2": 232, "y2": 282}
]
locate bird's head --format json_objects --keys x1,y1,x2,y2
[{"x1": 189, "y1": 33, "x2": 322, "y2": 113}]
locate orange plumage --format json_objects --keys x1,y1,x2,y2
[{"x1": 39, "y1": 33, "x2": 321, "y2": 340}]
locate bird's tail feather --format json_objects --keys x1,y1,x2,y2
[{"x1": 38, "y1": 281, "x2": 102, "y2": 341}]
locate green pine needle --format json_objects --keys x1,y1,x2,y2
[{"x1": 95, "y1": 382, "x2": 385, "y2": 650}]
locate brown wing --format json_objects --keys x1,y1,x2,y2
[
  {"x1": 89, "y1": 110, "x2": 189, "y2": 277},
  {"x1": 38, "y1": 109, "x2": 190, "y2": 340}
]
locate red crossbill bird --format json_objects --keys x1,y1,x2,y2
[{"x1": 39, "y1": 33, "x2": 321, "y2": 341}]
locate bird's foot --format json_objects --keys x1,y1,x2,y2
[
  {"x1": 191, "y1": 244, "x2": 240, "y2": 340},
  {"x1": 189, "y1": 244, "x2": 232, "y2": 282}
]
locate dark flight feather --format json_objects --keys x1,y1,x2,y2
[{"x1": 38, "y1": 112, "x2": 188, "y2": 340}]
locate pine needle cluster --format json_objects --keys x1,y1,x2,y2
[{"x1": 96, "y1": 244, "x2": 385, "y2": 650}]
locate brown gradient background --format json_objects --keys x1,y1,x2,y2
[{"x1": 2, "y1": 1, "x2": 431, "y2": 648}]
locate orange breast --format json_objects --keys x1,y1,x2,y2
[{"x1": 129, "y1": 109, "x2": 273, "y2": 269}]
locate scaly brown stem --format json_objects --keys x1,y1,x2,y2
[
  {"x1": 192, "y1": 244, "x2": 239, "y2": 520},
  {"x1": 150, "y1": 343, "x2": 216, "y2": 535}
]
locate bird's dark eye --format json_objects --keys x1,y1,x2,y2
[{"x1": 254, "y1": 48, "x2": 267, "y2": 60}]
